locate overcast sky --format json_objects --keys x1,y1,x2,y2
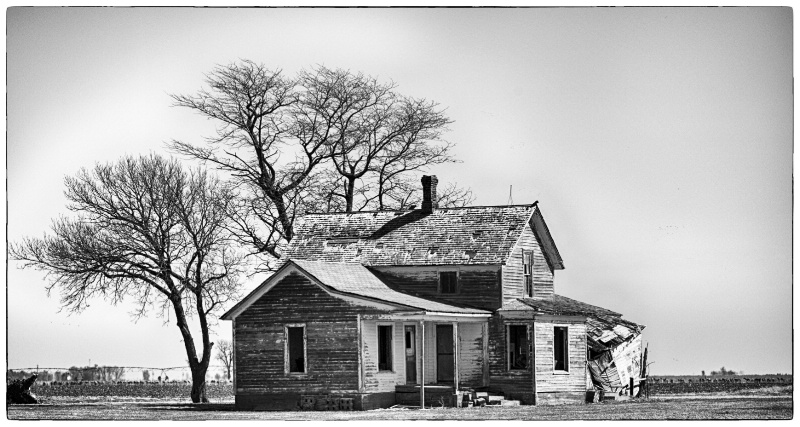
[{"x1": 6, "y1": 7, "x2": 793, "y2": 375}]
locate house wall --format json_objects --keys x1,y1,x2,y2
[
  {"x1": 501, "y1": 222, "x2": 554, "y2": 305},
  {"x1": 487, "y1": 314, "x2": 535, "y2": 404},
  {"x1": 370, "y1": 265, "x2": 502, "y2": 310},
  {"x1": 533, "y1": 316, "x2": 587, "y2": 405},
  {"x1": 488, "y1": 314, "x2": 587, "y2": 405},
  {"x1": 233, "y1": 272, "x2": 383, "y2": 410}
]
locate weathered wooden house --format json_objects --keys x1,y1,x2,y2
[{"x1": 221, "y1": 176, "x2": 644, "y2": 410}]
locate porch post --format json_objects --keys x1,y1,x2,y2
[
  {"x1": 453, "y1": 322, "x2": 459, "y2": 391},
  {"x1": 420, "y1": 320, "x2": 425, "y2": 409}
]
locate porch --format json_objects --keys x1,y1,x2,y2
[{"x1": 358, "y1": 314, "x2": 490, "y2": 407}]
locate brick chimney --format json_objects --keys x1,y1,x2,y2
[{"x1": 421, "y1": 175, "x2": 438, "y2": 212}]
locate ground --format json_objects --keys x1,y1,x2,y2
[{"x1": 7, "y1": 396, "x2": 793, "y2": 420}]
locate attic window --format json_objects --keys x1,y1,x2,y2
[
  {"x1": 464, "y1": 250, "x2": 477, "y2": 260},
  {"x1": 472, "y1": 230, "x2": 485, "y2": 239},
  {"x1": 428, "y1": 247, "x2": 439, "y2": 256},
  {"x1": 523, "y1": 250, "x2": 533, "y2": 298},
  {"x1": 439, "y1": 271, "x2": 458, "y2": 294}
]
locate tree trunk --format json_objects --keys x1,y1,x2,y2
[
  {"x1": 344, "y1": 177, "x2": 356, "y2": 213},
  {"x1": 190, "y1": 365, "x2": 209, "y2": 403}
]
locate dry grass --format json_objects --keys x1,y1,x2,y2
[{"x1": 7, "y1": 396, "x2": 793, "y2": 420}]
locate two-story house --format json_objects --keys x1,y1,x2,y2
[{"x1": 221, "y1": 176, "x2": 644, "y2": 410}]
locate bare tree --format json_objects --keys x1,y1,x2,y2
[
  {"x1": 216, "y1": 339, "x2": 233, "y2": 381},
  {"x1": 169, "y1": 61, "x2": 336, "y2": 265},
  {"x1": 10, "y1": 154, "x2": 246, "y2": 403},
  {"x1": 171, "y1": 61, "x2": 471, "y2": 261}
]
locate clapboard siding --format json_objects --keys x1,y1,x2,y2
[
  {"x1": 234, "y1": 272, "x2": 379, "y2": 395},
  {"x1": 371, "y1": 266, "x2": 502, "y2": 310},
  {"x1": 361, "y1": 320, "x2": 406, "y2": 393},
  {"x1": 533, "y1": 319, "x2": 587, "y2": 394},
  {"x1": 502, "y1": 223, "x2": 554, "y2": 304},
  {"x1": 458, "y1": 323, "x2": 486, "y2": 388}
]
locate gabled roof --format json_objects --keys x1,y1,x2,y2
[
  {"x1": 281, "y1": 203, "x2": 564, "y2": 268},
  {"x1": 221, "y1": 259, "x2": 492, "y2": 320},
  {"x1": 501, "y1": 294, "x2": 645, "y2": 352}
]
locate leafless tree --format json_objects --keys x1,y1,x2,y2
[
  {"x1": 10, "y1": 154, "x2": 246, "y2": 403},
  {"x1": 216, "y1": 339, "x2": 233, "y2": 381},
  {"x1": 171, "y1": 61, "x2": 471, "y2": 262}
]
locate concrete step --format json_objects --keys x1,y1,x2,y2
[
  {"x1": 475, "y1": 392, "x2": 489, "y2": 398},
  {"x1": 500, "y1": 400, "x2": 520, "y2": 407},
  {"x1": 487, "y1": 395, "x2": 505, "y2": 402}
]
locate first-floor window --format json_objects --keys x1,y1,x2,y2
[
  {"x1": 507, "y1": 325, "x2": 529, "y2": 370},
  {"x1": 287, "y1": 325, "x2": 306, "y2": 373},
  {"x1": 378, "y1": 325, "x2": 393, "y2": 371},
  {"x1": 554, "y1": 326, "x2": 569, "y2": 371}
]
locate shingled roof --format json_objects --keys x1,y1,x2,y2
[
  {"x1": 221, "y1": 259, "x2": 492, "y2": 320},
  {"x1": 281, "y1": 203, "x2": 563, "y2": 268},
  {"x1": 502, "y1": 294, "x2": 645, "y2": 352}
]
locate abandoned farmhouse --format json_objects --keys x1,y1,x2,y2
[{"x1": 221, "y1": 176, "x2": 645, "y2": 410}]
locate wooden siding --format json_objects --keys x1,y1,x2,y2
[
  {"x1": 486, "y1": 314, "x2": 534, "y2": 404},
  {"x1": 457, "y1": 322, "x2": 485, "y2": 388},
  {"x1": 371, "y1": 266, "x2": 502, "y2": 310},
  {"x1": 502, "y1": 223, "x2": 554, "y2": 305},
  {"x1": 234, "y1": 272, "x2": 379, "y2": 395},
  {"x1": 360, "y1": 320, "x2": 407, "y2": 393},
  {"x1": 533, "y1": 318, "x2": 587, "y2": 394}
]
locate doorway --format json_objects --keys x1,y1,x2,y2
[
  {"x1": 436, "y1": 324, "x2": 454, "y2": 383},
  {"x1": 405, "y1": 325, "x2": 417, "y2": 384}
]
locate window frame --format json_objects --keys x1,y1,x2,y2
[
  {"x1": 522, "y1": 250, "x2": 534, "y2": 298},
  {"x1": 553, "y1": 325, "x2": 569, "y2": 373},
  {"x1": 377, "y1": 324, "x2": 394, "y2": 372},
  {"x1": 506, "y1": 323, "x2": 530, "y2": 371},
  {"x1": 284, "y1": 323, "x2": 308, "y2": 375},
  {"x1": 438, "y1": 270, "x2": 460, "y2": 294}
]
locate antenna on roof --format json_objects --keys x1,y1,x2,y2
[{"x1": 507, "y1": 185, "x2": 514, "y2": 206}]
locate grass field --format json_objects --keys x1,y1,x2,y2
[
  {"x1": 6, "y1": 396, "x2": 793, "y2": 420},
  {"x1": 7, "y1": 382, "x2": 793, "y2": 420}
]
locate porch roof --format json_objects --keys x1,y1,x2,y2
[
  {"x1": 292, "y1": 259, "x2": 491, "y2": 315},
  {"x1": 501, "y1": 294, "x2": 646, "y2": 351}
]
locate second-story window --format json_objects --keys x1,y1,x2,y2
[
  {"x1": 439, "y1": 271, "x2": 458, "y2": 294},
  {"x1": 523, "y1": 250, "x2": 533, "y2": 298}
]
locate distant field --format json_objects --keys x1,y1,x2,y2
[
  {"x1": 649, "y1": 375, "x2": 793, "y2": 396},
  {"x1": 27, "y1": 382, "x2": 233, "y2": 403}
]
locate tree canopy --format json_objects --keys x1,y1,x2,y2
[{"x1": 170, "y1": 61, "x2": 472, "y2": 268}]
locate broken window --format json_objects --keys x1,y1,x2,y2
[
  {"x1": 286, "y1": 325, "x2": 306, "y2": 373},
  {"x1": 507, "y1": 324, "x2": 529, "y2": 370},
  {"x1": 439, "y1": 271, "x2": 458, "y2": 294},
  {"x1": 378, "y1": 325, "x2": 393, "y2": 371},
  {"x1": 523, "y1": 250, "x2": 533, "y2": 298},
  {"x1": 554, "y1": 326, "x2": 569, "y2": 371}
]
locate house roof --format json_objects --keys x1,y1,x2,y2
[
  {"x1": 221, "y1": 259, "x2": 492, "y2": 320},
  {"x1": 281, "y1": 203, "x2": 564, "y2": 268},
  {"x1": 502, "y1": 294, "x2": 645, "y2": 352}
]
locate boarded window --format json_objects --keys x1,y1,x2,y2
[
  {"x1": 554, "y1": 326, "x2": 569, "y2": 371},
  {"x1": 287, "y1": 326, "x2": 305, "y2": 373},
  {"x1": 507, "y1": 325, "x2": 529, "y2": 370},
  {"x1": 523, "y1": 250, "x2": 533, "y2": 298},
  {"x1": 378, "y1": 325, "x2": 393, "y2": 371},
  {"x1": 439, "y1": 271, "x2": 458, "y2": 294}
]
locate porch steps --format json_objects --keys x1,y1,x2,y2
[{"x1": 476, "y1": 391, "x2": 520, "y2": 407}]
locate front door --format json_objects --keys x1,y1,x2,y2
[
  {"x1": 405, "y1": 325, "x2": 417, "y2": 384},
  {"x1": 436, "y1": 324, "x2": 454, "y2": 383}
]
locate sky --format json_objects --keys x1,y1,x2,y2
[{"x1": 5, "y1": 7, "x2": 793, "y2": 376}]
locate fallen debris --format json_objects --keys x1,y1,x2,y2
[{"x1": 7, "y1": 374, "x2": 39, "y2": 404}]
